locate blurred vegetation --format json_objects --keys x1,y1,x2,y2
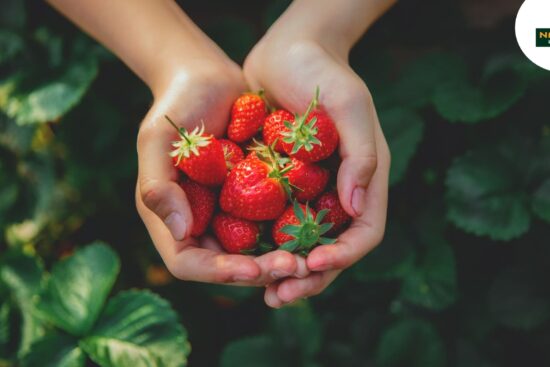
[{"x1": 1, "y1": 0, "x2": 550, "y2": 366}]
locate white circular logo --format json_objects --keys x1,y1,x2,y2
[{"x1": 515, "y1": 0, "x2": 550, "y2": 71}]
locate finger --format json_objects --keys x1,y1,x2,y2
[
  {"x1": 276, "y1": 270, "x2": 341, "y2": 304},
  {"x1": 137, "y1": 113, "x2": 193, "y2": 241},
  {"x1": 253, "y1": 250, "x2": 297, "y2": 284},
  {"x1": 330, "y1": 83, "x2": 378, "y2": 217},
  {"x1": 137, "y1": 188, "x2": 261, "y2": 283},
  {"x1": 264, "y1": 283, "x2": 284, "y2": 308},
  {"x1": 294, "y1": 255, "x2": 310, "y2": 279},
  {"x1": 307, "y1": 121, "x2": 390, "y2": 271}
]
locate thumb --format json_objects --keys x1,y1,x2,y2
[{"x1": 137, "y1": 122, "x2": 194, "y2": 241}]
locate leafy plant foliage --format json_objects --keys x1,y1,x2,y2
[{"x1": 1, "y1": 0, "x2": 550, "y2": 366}]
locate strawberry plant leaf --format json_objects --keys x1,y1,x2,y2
[
  {"x1": 80, "y1": 290, "x2": 190, "y2": 367},
  {"x1": 488, "y1": 266, "x2": 550, "y2": 331},
  {"x1": 0, "y1": 30, "x2": 24, "y2": 64},
  {"x1": 376, "y1": 318, "x2": 446, "y2": 367},
  {"x1": 353, "y1": 223, "x2": 416, "y2": 281},
  {"x1": 532, "y1": 179, "x2": 550, "y2": 223},
  {"x1": 0, "y1": 56, "x2": 98, "y2": 125},
  {"x1": 379, "y1": 108, "x2": 425, "y2": 185},
  {"x1": 35, "y1": 242, "x2": 120, "y2": 336},
  {"x1": 446, "y1": 146, "x2": 531, "y2": 240},
  {"x1": 432, "y1": 69, "x2": 526, "y2": 123},
  {"x1": 0, "y1": 251, "x2": 46, "y2": 357},
  {"x1": 399, "y1": 240, "x2": 457, "y2": 310},
  {"x1": 270, "y1": 301, "x2": 322, "y2": 362},
  {"x1": 21, "y1": 332, "x2": 84, "y2": 367},
  {"x1": 378, "y1": 52, "x2": 467, "y2": 109},
  {"x1": 0, "y1": 301, "x2": 11, "y2": 358}
]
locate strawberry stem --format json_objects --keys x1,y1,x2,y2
[{"x1": 165, "y1": 115, "x2": 192, "y2": 144}]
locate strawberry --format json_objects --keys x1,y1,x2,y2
[
  {"x1": 220, "y1": 139, "x2": 244, "y2": 170},
  {"x1": 263, "y1": 109, "x2": 294, "y2": 153},
  {"x1": 227, "y1": 91, "x2": 267, "y2": 143},
  {"x1": 272, "y1": 201, "x2": 335, "y2": 254},
  {"x1": 314, "y1": 191, "x2": 351, "y2": 235},
  {"x1": 167, "y1": 116, "x2": 226, "y2": 186},
  {"x1": 212, "y1": 212, "x2": 260, "y2": 254},
  {"x1": 180, "y1": 179, "x2": 216, "y2": 237},
  {"x1": 284, "y1": 158, "x2": 329, "y2": 202},
  {"x1": 219, "y1": 154, "x2": 291, "y2": 221},
  {"x1": 281, "y1": 88, "x2": 339, "y2": 162}
]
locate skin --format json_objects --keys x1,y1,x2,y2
[
  {"x1": 244, "y1": 0, "x2": 395, "y2": 307},
  {"x1": 47, "y1": 0, "x2": 394, "y2": 305}
]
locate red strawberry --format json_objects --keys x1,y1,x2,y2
[
  {"x1": 281, "y1": 88, "x2": 339, "y2": 162},
  {"x1": 284, "y1": 158, "x2": 329, "y2": 202},
  {"x1": 167, "y1": 116, "x2": 226, "y2": 186},
  {"x1": 220, "y1": 156, "x2": 291, "y2": 221},
  {"x1": 220, "y1": 139, "x2": 244, "y2": 170},
  {"x1": 212, "y1": 212, "x2": 260, "y2": 254},
  {"x1": 180, "y1": 179, "x2": 216, "y2": 237},
  {"x1": 227, "y1": 92, "x2": 267, "y2": 143},
  {"x1": 314, "y1": 191, "x2": 351, "y2": 235},
  {"x1": 263, "y1": 109, "x2": 294, "y2": 153},
  {"x1": 272, "y1": 201, "x2": 335, "y2": 254}
]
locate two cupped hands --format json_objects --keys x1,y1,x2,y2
[{"x1": 135, "y1": 26, "x2": 391, "y2": 308}]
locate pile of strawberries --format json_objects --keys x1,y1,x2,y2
[{"x1": 168, "y1": 88, "x2": 351, "y2": 255}]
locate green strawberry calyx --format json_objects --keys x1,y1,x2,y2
[
  {"x1": 166, "y1": 115, "x2": 212, "y2": 166},
  {"x1": 279, "y1": 201, "x2": 336, "y2": 255},
  {"x1": 281, "y1": 86, "x2": 322, "y2": 154}
]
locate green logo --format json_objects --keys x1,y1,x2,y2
[{"x1": 537, "y1": 28, "x2": 550, "y2": 47}]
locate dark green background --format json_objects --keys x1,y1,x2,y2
[{"x1": 1, "y1": 0, "x2": 550, "y2": 366}]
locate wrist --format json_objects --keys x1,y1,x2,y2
[{"x1": 147, "y1": 45, "x2": 238, "y2": 100}]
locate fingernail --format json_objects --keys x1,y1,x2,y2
[
  {"x1": 270, "y1": 270, "x2": 291, "y2": 279},
  {"x1": 351, "y1": 186, "x2": 366, "y2": 216},
  {"x1": 164, "y1": 212, "x2": 186, "y2": 241}
]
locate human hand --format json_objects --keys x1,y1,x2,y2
[
  {"x1": 244, "y1": 23, "x2": 391, "y2": 307},
  {"x1": 136, "y1": 60, "x2": 309, "y2": 286}
]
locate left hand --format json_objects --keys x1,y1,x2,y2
[{"x1": 244, "y1": 33, "x2": 391, "y2": 307}]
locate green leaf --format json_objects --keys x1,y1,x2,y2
[
  {"x1": 0, "y1": 251, "x2": 44, "y2": 302},
  {"x1": 353, "y1": 224, "x2": 416, "y2": 281},
  {"x1": 532, "y1": 179, "x2": 550, "y2": 223},
  {"x1": 81, "y1": 290, "x2": 190, "y2": 367},
  {"x1": 488, "y1": 267, "x2": 550, "y2": 331},
  {"x1": 382, "y1": 53, "x2": 467, "y2": 109},
  {"x1": 400, "y1": 241, "x2": 457, "y2": 310},
  {"x1": 220, "y1": 336, "x2": 286, "y2": 367},
  {"x1": 446, "y1": 147, "x2": 530, "y2": 240},
  {"x1": 0, "y1": 302, "x2": 11, "y2": 358},
  {"x1": 0, "y1": 51, "x2": 98, "y2": 125},
  {"x1": 432, "y1": 69, "x2": 526, "y2": 123},
  {"x1": 0, "y1": 30, "x2": 24, "y2": 64},
  {"x1": 21, "y1": 332, "x2": 84, "y2": 367},
  {"x1": 379, "y1": 108, "x2": 425, "y2": 185},
  {"x1": 377, "y1": 318, "x2": 446, "y2": 367},
  {"x1": 1, "y1": 251, "x2": 47, "y2": 357},
  {"x1": 36, "y1": 242, "x2": 120, "y2": 336},
  {"x1": 270, "y1": 301, "x2": 322, "y2": 361}
]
